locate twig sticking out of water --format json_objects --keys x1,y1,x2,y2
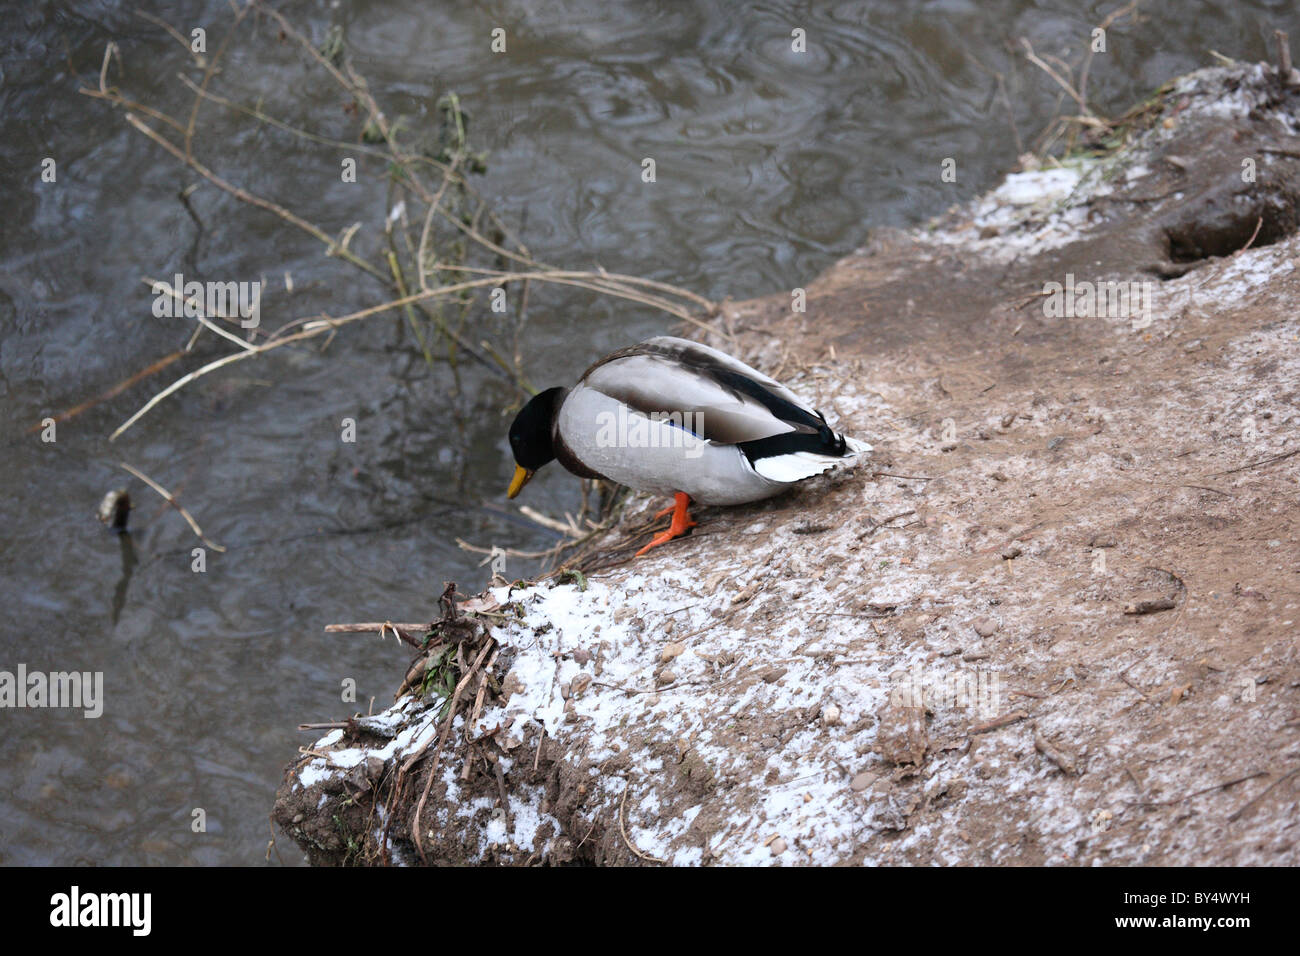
[
  {"x1": 118, "y1": 461, "x2": 226, "y2": 552},
  {"x1": 324, "y1": 622, "x2": 428, "y2": 650},
  {"x1": 1017, "y1": 1, "x2": 1147, "y2": 160}
]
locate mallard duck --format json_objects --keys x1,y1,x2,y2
[{"x1": 507, "y1": 336, "x2": 870, "y2": 555}]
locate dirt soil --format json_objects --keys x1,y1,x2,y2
[{"x1": 274, "y1": 61, "x2": 1300, "y2": 866}]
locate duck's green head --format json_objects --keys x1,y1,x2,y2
[{"x1": 506, "y1": 387, "x2": 563, "y2": 498}]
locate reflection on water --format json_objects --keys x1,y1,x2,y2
[{"x1": 0, "y1": 0, "x2": 1290, "y2": 863}]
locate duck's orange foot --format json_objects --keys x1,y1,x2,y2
[{"x1": 637, "y1": 492, "x2": 697, "y2": 557}]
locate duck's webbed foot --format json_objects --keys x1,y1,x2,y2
[{"x1": 636, "y1": 492, "x2": 697, "y2": 557}]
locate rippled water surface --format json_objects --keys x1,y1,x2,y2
[{"x1": 0, "y1": 0, "x2": 1293, "y2": 863}]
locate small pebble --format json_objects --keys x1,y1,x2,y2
[
  {"x1": 572, "y1": 648, "x2": 591, "y2": 665},
  {"x1": 850, "y1": 772, "x2": 876, "y2": 792},
  {"x1": 660, "y1": 642, "x2": 685, "y2": 662},
  {"x1": 762, "y1": 666, "x2": 788, "y2": 684},
  {"x1": 656, "y1": 669, "x2": 677, "y2": 686},
  {"x1": 973, "y1": 618, "x2": 999, "y2": 638},
  {"x1": 770, "y1": 837, "x2": 787, "y2": 856},
  {"x1": 1000, "y1": 545, "x2": 1022, "y2": 560},
  {"x1": 823, "y1": 704, "x2": 841, "y2": 726}
]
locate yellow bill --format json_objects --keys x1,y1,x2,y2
[{"x1": 506, "y1": 465, "x2": 534, "y2": 499}]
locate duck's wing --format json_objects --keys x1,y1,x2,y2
[{"x1": 579, "y1": 336, "x2": 826, "y2": 444}]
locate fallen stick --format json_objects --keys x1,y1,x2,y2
[
  {"x1": 1227, "y1": 766, "x2": 1300, "y2": 822},
  {"x1": 1124, "y1": 598, "x2": 1177, "y2": 615},
  {"x1": 325, "y1": 622, "x2": 429, "y2": 632},
  {"x1": 325, "y1": 621, "x2": 427, "y2": 650},
  {"x1": 1120, "y1": 672, "x2": 1152, "y2": 700},
  {"x1": 1133, "y1": 770, "x2": 1269, "y2": 809},
  {"x1": 859, "y1": 509, "x2": 917, "y2": 540},
  {"x1": 1178, "y1": 484, "x2": 1233, "y2": 497},
  {"x1": 971, "y1": 710, "x2": 1029, "y2": 734},
  {"x1": 469, "y1": 649, "x2": 499, "y2": 727},
  {"x1": 298, "y1": 716, "x2": 401, "y2": 738},
  {"x1": 1208, "y1": 446, "x2": 1299, "y2": 477},
  {"x1": 1033, "y1": 729, "x2": 1078, "y2": 775},
  {"x1": 619, "y1": 785, "x2": 668, "y2": 865}
]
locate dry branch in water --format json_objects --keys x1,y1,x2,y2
[
  {"x1": 118, "y1": 462, "x2": 225, "y2": 552},
  {"x1": 79, "y1": 0, "x2": 717, "y2": 448},
  {"x1": 1018, "y1": 1, "x2": 1147, "y2": 160}
]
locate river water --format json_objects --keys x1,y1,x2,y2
[{"x1": 1, "y1": 1, "x2": 1292, "y2": 863}]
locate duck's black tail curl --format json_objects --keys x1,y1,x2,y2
[{"x1": 738, "y1": 411, "x2": 849, "y2": 464}]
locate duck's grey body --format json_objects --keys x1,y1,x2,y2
[{"x1": 551, "y1": 336, "x2": 869, "y2": 506}]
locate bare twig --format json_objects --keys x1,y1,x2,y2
[
  {"x1": 1020, "y1": 37, "x2": 1089, "y2": 115},
  {"x1": 1227, "y1": 766, "x2": 1300, "y2": 821},
  {"x1": 117, "y1": 462, "x2": 225, "y2": 552},
  {"x1": 324, "y1": 621, "x2": 428, "y2": 650},
  {"x1": 1123, "y1": 598, "x2": 1177, "y2": 615},
  {"x1": 618, "y1": 785, "x2": 668, "y2": 865},
  {"x1": 1133, "y1": 770, "x2": 1269, "y2": 808},
  {"x1": 1033, "y1": 728, "x2": 1078, "y2": 775},
  {"x1": 132, "y1": 9, "x2": 194, "y2": 56},
  {"x1": 27, "y1": 348, "x2": 185, "y2": 434},
  {"x1": 971, "y1": 710, "x2": 1029, "y2": 734},
  {"x1": 1208, "y1": 447, "x2": 1299, "y2": 477}
]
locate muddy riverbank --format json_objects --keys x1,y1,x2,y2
[{"x1": 274, "y1": 60, "x2": 1300, "y2": 865}]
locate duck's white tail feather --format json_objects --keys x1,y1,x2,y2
[
  {"x1": 750, "y1": 434, "x2": 870, "y2": 483},
  {"x1": 752, "y1": 452, "x2": 834, "y2": 483}
]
